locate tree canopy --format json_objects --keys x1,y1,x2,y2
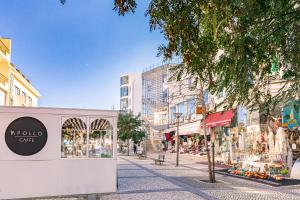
[
  {"x1": 60, "y1": 0, "x2": 300, "y2": 112},
  {"x1": 117, "y1": 112, "x2": 145, "y2": 144},
  {"x1": 114, "y1": 0, "x2": 300, "y2": 112}
]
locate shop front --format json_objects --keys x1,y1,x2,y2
[
  {"x1": 0, "y1": 106, "x2": 118, "y2": 199},
  {"x1": 224, "y1": 101, "x2": 300, "y2": 182},
  {"x1": 204, "y1": 109, "x2": 236, "y2": 163},
  {"x1": 162, "y1": 120, "x2": 205, "y2": 154}
]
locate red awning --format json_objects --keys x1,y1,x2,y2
[{"x1": 204, "y1": 110, "x2": 235, "y2": 127}]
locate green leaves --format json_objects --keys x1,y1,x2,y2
[
  {"x1": 114, "y1": 0, "x2": 299, "y2": 112},
  {"x1": 117, "y1": 112, "x2": 145, "y2": 143},
  {"x1": 113, "y1": 0, "x2": 137, "y2": 16},
  {"x1": 60, "y1": 0, "x2": 299, "y2": 112}
]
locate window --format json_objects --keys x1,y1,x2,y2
[
  {"x1": 162, "y1": 89, "x2": 168, "y2": 103},
  {"x1": 120, "y1": 86, "x2": 128, "y2": 97},
  {"x1": 61, "y1": 118, "x2": 113, "y2": 159},
  {"x1": 89, "y1": 119, "x2": 113, "y2": 158},
  {"x1": 162, "y1": 74, "x2": 168, "y2": 90},
  {"x1": 187, "y1": 98, "x2": 196, "y2": 115},
  {"x1": 188, "y1": 78, "x2": 193, "y2": 89},
  {"x1": 61, "y1": 118, "x2": 87, "y2": 158},
  {"x1": 15, "y1": 86, "x2": 20, "y2": 96},
  {"x1": 28, "y1": 96, "x2": 32, "y2": 105},
  {"x1": 170, "y1": 106, "x2": 176, "y2": 121},
  {"x1": 204, "y1": 90, "x2": 209, "y2": 105},
  {"x1": 21, "y1": 91, "x2": 27, "y2": 104},
  {"x1": 217, "y1": 90, "x2": 224, "y2": 98},
  {"x1": 178, "y1": 102, "x2": 185, "y2": 116},
  {"x1": 120, "y1": 98, "x2": 128, "y2": 110},
  {"x1": 120, "y1": 75, "x2": 129, "y2": 85}
]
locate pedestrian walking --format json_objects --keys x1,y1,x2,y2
[{"x1": 133, "y1": 144, "x2": 137, "y2": 154}]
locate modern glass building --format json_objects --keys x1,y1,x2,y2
[{"x1": 119, "y1": 73, "x2": 142, "y2": 116}]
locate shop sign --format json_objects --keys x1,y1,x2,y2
[
  {"x1": 5, "y1": 117, "x2": 48, "y2": 156},
  {"x1": 282, "y1": 101, "x2": 300, "y2": 129},
  {"x1": 196, "y1": 106, "x2": 203, "y2": 114}
]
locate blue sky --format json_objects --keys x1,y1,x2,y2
[{"x1": 0, "y1": 0, "x2": 165, "y2": 109}]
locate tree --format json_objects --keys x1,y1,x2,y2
[
  {"x1": 113, "y1": 0, "x2": 300, "y2": 113},
  {"x1": 117, "y1": 111, "x2": 145, "y2": 155}
]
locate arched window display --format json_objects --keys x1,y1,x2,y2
[
  {"x1": 89, "y1": 119, "x2": 113, "y2": 158},
  {"x1": 61, "y1": 118, "x2": 87, "y2": 158}
]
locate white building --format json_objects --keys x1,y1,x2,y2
[
  {"x1": 119, "y1": 73, "x2": 142, "y2": 116},
  {"x1": 0, "y1": 38, "x2": 41, "y2": 107},
  {"x1": 142, "y1": 64, "x2": 170, "y2": 152}
]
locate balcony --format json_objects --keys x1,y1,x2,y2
[
  {"x1": 13, "y1": 95, "x2": 32, "y2": 107},
  {"x1": 0, "y1": 39, "x2": 11, "y2": 62},
  {"x1": 0, "y1": 40, "x2": 9, "y2": 55}
]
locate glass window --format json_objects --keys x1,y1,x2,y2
[
  {"x1": 89, "y1": 119, "x2": 113, "y2": 158},
  {"x1": 28, "y1": 96, "x2": 32, "y2": 106},
  {"x1": 15, "y1": 86, "x2": 20, "y2": 96},
  {"x1": 187, "y1": 98, "x2": 196, "y2": 115},
  {"x1": 61, "y1": 118, "x2": 87, "y2": 158},
  {"x1": 120, "y1": 98, "x2": 128, "y2": 110},
  {"x1": 178, "y1": 102, "x2": 185, "y2": 116},
  {"x1": 217, "y1": 90, "x2": 224, "y2": 98},
  {"x1": 204, "y1": 90, "x2": 209, "y2": 105},
  {"x1": 21, "y1": 91, "x2": 27, "y2": 104},
  {"x1": 120, "y1": 75, "x2": 129, "y2": 85},
  {"x1": 162, "y1": 89, "x2": 168, "y2": 103},
  {"x1": 120, "y1": 86, "x2": 128, "y2": 97},
  {"x1": 170, "y1": 106, "x2": 176, "y2": 121}
]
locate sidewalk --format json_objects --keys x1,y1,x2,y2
[{"x1": 30, "y1": 156, "x2": 300, "y2": 200}]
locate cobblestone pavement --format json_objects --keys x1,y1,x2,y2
[{"x1": 33, "y1": 155, "x2": 300, "y2": 200}]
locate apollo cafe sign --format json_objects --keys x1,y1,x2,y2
[{"x1": 5, "y1": 117, "x2": 48, "y2": 156}]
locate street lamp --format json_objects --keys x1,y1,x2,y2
[
  {"x1": 144, "y1": 123, "x2": 150, "y2": 158},
  {"x1": 175, "y1": 112, "x2": 182, "y2": 167},
  {"x1": 211, "y1": 130, "x2": 216, "y2": 183}
]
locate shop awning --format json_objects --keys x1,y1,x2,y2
[{"x1": 204, "y1": 110, "x2": 235, "y2": 127}]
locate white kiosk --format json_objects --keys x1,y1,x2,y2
[{"x1": 0, "y1": 106, "x2": 118, "y2": 199}]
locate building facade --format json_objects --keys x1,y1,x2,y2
[
  {"x1": 119, "y1": 73, "x2": 142, "y2": 116},
  {"x1": 0, "y1": 38, "x2": 40, "y2": 107},
  {"x1": 142, "y1": 64, "x2": 171, "y2": 151}
]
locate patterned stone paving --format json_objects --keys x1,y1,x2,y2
[{"x1": 32, "y1": 155, "x2": 300, "y2": 200}]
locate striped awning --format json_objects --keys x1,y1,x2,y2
[
  {"x1": 90, "y1": 119, "x2": 112, "y2": 131},
  {"x1": 62, "y1": 118, "x2": 87, "y2": 132},
  {"x1": 62, "y1": 118, "x2": 112, "y2": 132}
]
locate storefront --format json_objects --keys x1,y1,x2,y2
[
  {"x1": 0, "y1": 106, "x2": 118, "y2": 199},
  {"x1": 204, "y1": 109, "x2": 236, "y2": 163},
  {"x1": 225, "y1": 101, "x2": 300, "y2": 181}
]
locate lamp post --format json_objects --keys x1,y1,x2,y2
[
  {"x1": 211, "y1": 130, "x2": 216, "y2": 183},
  {"x1": 175, "y1": 112, "x2": 182, "y2": 167},
  {"x1": 144, "y1": 123, "x2": 150, "y2": 158}
]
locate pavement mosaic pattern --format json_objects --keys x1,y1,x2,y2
[{"x1": 32, "y1": 154, "x2": 300, "y2": 200}]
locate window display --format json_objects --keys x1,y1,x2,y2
[
  {"x1": 89, "y1": 119, "x2": 113, "y2": 158},
  {"x1": 61, "y1": 118, "x2": 87, "y2": 158},
  {"x1": 61, "y1": 118, "x2": 113, "y2": 159}
]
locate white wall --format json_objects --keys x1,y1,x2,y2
[
  {"x1": 0, "y1": 89, "x2": 5, "y2": 105},
  {"x1": 130, "y1": 73, "x2": 142, "y2": 116},
  {"x1": 120, "y1": 73, "x2": 142, "y2": 116},
  {"x1": 13, "y1": 78, "x2": 38, "y2": 106},
  {"x1": 0, "y1": 107, "x2": 118, "y2": 199}
]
